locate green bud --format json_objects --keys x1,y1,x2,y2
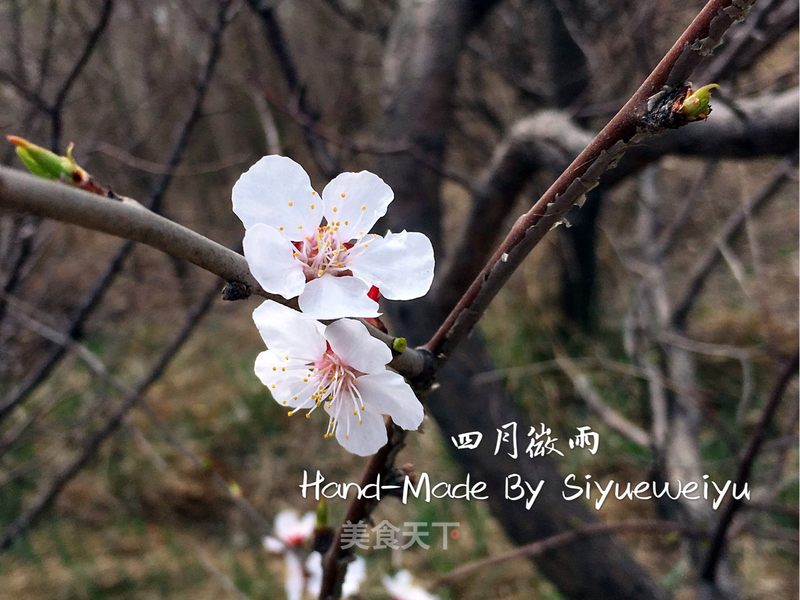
[
  {"x1": 6, "y1": 135, "x2": 88, "y2": 183},
  {"x1": 316, "y1": 499, "x2": 328, "y2": 528},
  {"x1": 392, "y1": 337, "x2": 408, "y2": 353},
  {"x1": 680, "y1": 83, "x2": 720, "y2": 120}
]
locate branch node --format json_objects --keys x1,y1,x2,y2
[
  {"x1": 221, "y1": 280, "x2": 251, "y2": 301},
  {"x1": 409, "y1": 346, "x2": 437, "y2": 392}
]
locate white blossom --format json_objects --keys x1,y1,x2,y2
[
  {"x1": 262, "y1": 510, "x2": 316, "y2": 600},
  {"x1": 305, "y1": 552, "x2": 366, "y2": 598},
  {"x1": 253, "y1": 300, "x2": 424, "y2": 456},
  {"x1": 233, "y1": 155, "x2": 435, "y2": 319},
  {"x1": 383, "y1": 570, "x2": 439, "y2": 600},
  {"x1": 262, "y1": 509, "x2": 316, "y2": 553}
]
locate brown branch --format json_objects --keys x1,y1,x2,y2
[
  {"x1": 426, "y1": 0, "x2": 759, "y2": 361},
  {"x1": 435, "y1": 110, "x2": 592, "y2": 309},
  {"x1": 319, "y1": 3, "x2": 503, "y2": 597},
  {"x1": 554, "y1": 348, "x2": 652, "y2": 448},
  {"x1": 49, "y1": 0, "x2": 116, "y2": 150},
  {"x1": 0, "y1": 71, "x2": 50, "y2": 114},
  {"x1": 670, "y1": 156, "x2": 796, "y2": 327},
  {"x1": 432, "y1": 519, "x2": 698, "y2": 589},
  {"x1": 0, "y1": 283, "x2": 220, "y2": 551},
  {"x1": 0, "y1": 168, "x2": 264, "y2": 295},
  {"x1": 435, "y1": 83, "x2": 797, "y2": 323},
  {"x1": 0, "y1": 169, "x2": 430, "y2": 386},
  {"x1": 319, "y1": 425, "x2": 407, "y2": 599},
  {"x1": 701, "y1": 0, "x2": 798, "y2": 83},
  {"x1": 700, "y1": 350, "x2": 799, "y2": 583},
  {"x1": 246, "y1": 0, "x2": 340, "y2": 178},
  {"x1": 2, "y1": 290, "x2": 274, "y2": 537},
  {"x1": 0, "y1": 0, "x2": 235, "y2": 423}
]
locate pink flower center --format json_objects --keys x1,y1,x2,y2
[
  {"x1": 286, "y1": 343, "x2": 366, "y2": 441},
  {"x1": 293, "y1": 226, "x2": 352, "y2": 281}
]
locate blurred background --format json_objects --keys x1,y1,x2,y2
[{"x1": 0, "y1": 0, "x2": 797, "y2": 598}]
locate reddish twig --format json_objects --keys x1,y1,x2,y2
[
  {"x1": 319, "y1": 425, "x2": 408, "y2": 599},
  {"x1": 426, "y1": 0, "x2": 756, "y2": 361}
]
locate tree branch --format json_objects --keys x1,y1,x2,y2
[
  {"x1": 426, "y1": 0, "x2": 759, "y2": 361},
  {"x1": 437, "y1": 87, "x2": 798, "y2": 313},
  {"x1": 700, "y1": 350, "x2": 799, "y2": 583},
  {"x1": 49, "y1": 0, "x2": 116, "y2": 150},
  {"x1": 0, "y1": 166, "x2": 428, "y2": 382},
  {"x1": 0, "y1": 282, "x2": 220, "y2": 551},
  {"x1": 669, "y1": 156, "x2": 796, "y2": 327},
  {"x1": 431, "y1": 519, "x2": 698, "y2": 589},
  {"x1": 0, "y1": 0, "x2": 234, "y2": 422},
  {"x1": 554, "y1": 347, "x2": 651, "y2": 448},
  {"x1": 0, "y1": 166, "x2": 266, "y2": 294}
]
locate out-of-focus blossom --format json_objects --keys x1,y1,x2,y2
[
  {"x1": 305, "y1": 552, "x2": 366, "y2": 598},
  {"x1": 383, "y1": 570, "x2": 439, "y2": 600},
  {"x1": 263, "y1": 509, "x2": 316, "y2": 553}
]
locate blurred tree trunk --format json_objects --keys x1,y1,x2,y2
[
  {"x1": 375, "y1": 1, "x2": 664, "y2": 597},
  {"x1": 544, "y1": 0, "x2": 601, "y2": 331}
]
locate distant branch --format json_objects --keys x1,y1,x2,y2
[
  {"x1": 670, "y1": 157, "x2": 796, "y2": 327},
  {"x1": 0, "y1": 283, "x2": 220, "y2": 551},
  {"x1": 554, "y1": 348, "x2": 651, "y2": 448},
  {"x1": 432, "y1": 519, "x2": 697, "y2": 589},
  {"x1": 427, "y1": 0, "x2": 758, "y2": 361},
  {"x1": 437, "y1": 88, "x2": 798, "y2": 308},
  {"x1": 700, "y1": 350, "x2": 799, "y2": 583}
]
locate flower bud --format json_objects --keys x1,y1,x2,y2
[
  {"x1": 6, "y1": 135, "x2": 89, "y2": 184},
  {"x1": 680, "y1": 83, "x2": 720, "y2": 120},
  {"x1": 315, "y1": 499, "x2": 328, "y2": 528}
]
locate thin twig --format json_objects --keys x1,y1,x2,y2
[
  {"x1": 670, "y1": 157, "x2": 796, "y2": 327},
  {"x1": 319, "y1": 425, "x2": 408, "y2": 599},
  {"x1": 553, "y1": 347, "x2": 651, "y2": 448},
  {"x1": 700, "y1": 350, "x2": 799, "y2": 582},
  {"x1": 1, "y1": 290, "x2": 273, "y2": 536},
  {"x1": 0, "y1": 283, "x2": 219, "y2": 551},
  {"x1": 0, "y1": 1, "x2": 235, "y2": 422},
  {"x1": 49, "y1": 0, "x2": 116, "y2": 150},
  {"x1": 432, "y1": 519, "x2": 697, "y2": 588},
  {"x1": 426, "y1": 0, "x2": 758, "y2": 361},
  {"x1": 246, "y1": 0, "x2": 340, "y2": 178}
]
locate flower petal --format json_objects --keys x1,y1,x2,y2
[
  {"x1": 342, "y1": 555, "x2": 366, "y2": 597},
  {"x1": 349, "y1": 230, "x2": 434, "y2": 300},
  {"x1": 284, "y1": 551, "x2": 304, "y2": 600},
  {"x1": 243, "y1": 224, "x2": 306, "y2": 299},
  {"x1": 255, "y1": 351, "x2": 317, "y2": 408},
  {"x1": 262, "y1": 535, "x2": 283, "y2": 553},
  {"x1": 383, "y1": 570, "x2": 438, "y2": 600},
  {"x1": 321, "y1": 171, "x2": 393, "y2": 241},
  {"x1": 334, "y1": 406, "x2": 387, "y2": 456},
  {"x1": 324, "y1": 319, "x2": 392, "y2": 374},
  {"x1": 274, "y1": 509, "x2": 315, "y2": 544},
  {"x1": 355, "y1": 371, "x2": 423, "y2": 431},
  {"x1": 298, "y1": 275, "x2": 380, "y2": 319},
  {"x1": 253, "y1": 300, "x2": 325, "y2": 360},
  {"x1": 232, "y1": 155, "x2": 322, "y2": 240},
  {"x1": 305, "y1": 552, "x2": 323, "y2": 596}
]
